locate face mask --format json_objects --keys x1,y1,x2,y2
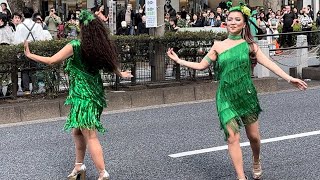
[{"x1": 139, "y1": 10, "x2": 143, "y2": 13}]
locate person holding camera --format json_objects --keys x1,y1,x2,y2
[
  {"x1": 44, "y1": 7, "x2": 62, "y2": 39},
  {"x1": 299, "y1": 7, "x2": 313, "y2": 46},
  {"x1": 281, "y1": 6, "x2": 297, "y2": 47}
]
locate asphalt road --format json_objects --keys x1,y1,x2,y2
[{"x1": 1, "y1": 88, "x2": 320, "y2": 180}]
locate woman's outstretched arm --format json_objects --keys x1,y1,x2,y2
[
  {"x1": 24, "y1": 41, "x2": 73, "y2": 65},
  {"x1": 255, "y1": 44, "x2": 307, "y2": 90},
  {"x1": 166, "y1": 44, "x2": 218, "y2": 70}
]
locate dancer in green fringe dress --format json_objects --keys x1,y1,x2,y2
[
  {"x1": 24, "y1": 10, "x2": 132, "y2": 180},
  {"x1": 167, "y1": 2, "x2": 307, "y2": 180}
]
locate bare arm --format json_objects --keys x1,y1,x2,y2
[
  {"x1": 255, "y1": 44, "x2": 307, "y2": 90},
  {"x1": 166, "y1": 44, "x2": 218, "y2": 70},
  {"x1": 24, "y1": 41, "x2": 73, "y2": 65}
]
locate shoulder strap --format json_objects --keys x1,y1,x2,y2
[{"x1": 22, "y1": 22, "x2": 36, "y2": 41}]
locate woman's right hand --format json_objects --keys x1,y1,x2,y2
[
  {"x1": 24, "y1": 41, "x2": 31, "y2": 58},
  {"x1": 167, "y1": 48, "x2": 180, "y2": 62}
]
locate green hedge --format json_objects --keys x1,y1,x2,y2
[{"x1": 0, "y1": 31, "x2": 228, "y2": 63}]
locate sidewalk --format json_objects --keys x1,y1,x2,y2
[{"x1": 0, "y1": 77, "x2": 318, "y2": 124}]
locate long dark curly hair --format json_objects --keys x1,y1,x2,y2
[{"x1": 79, "y1": 15, "x2": 119, "y2": 74}]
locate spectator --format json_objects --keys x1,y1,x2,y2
[
  {"x1": 268, "y1": 11, "x2": 279, "y2": 34},
  {"x1": 281, "y1": 5, "x2": 297, "y2": 47},
  {"x1": 44, "y1": 7, "x2": 62, "y2": 39},
  {"x1": 216, "y1": 7, "x2": 226, "y2": 22},
  {"x1": 33, "y1": 13, "x2": 48, "y2": 30},
  {"x1": 13, "y1": 7, "x2": 45, "y2": 94},
  {"x1": 164, "y1": 0, "x2": 176, "y2": 18},
  {"x1": 176, "y1": 12, "x2": 186, "y2": 28},
  {"x1": 185, "y1": 14, "x2": 191, "y2": 27},
  {"x1": 65, "y1": 17, "x2": 80, "y2": 39},
  {"x1": 190, "y1": 14, "x2": 203, "y2": 27},
  {"x1": 293, "y1": 7, "x2": 299, "y2": 18},
  {"x1": 201, "y1": 11, "x2": 210, "y2": 26},
  {"x1": 214, "y1": 15, "x2": 222, "y2": 27},
  {"x1": 307, "y1": 5, "x2": 314, "y2": 20},
  {"x1": 299, "y1": 7, "x2": 313, "y2": 45},
  {"x1": 137, "y1": 15, "x2": 148, "y2": 35},
  {"x1": 0, "y1": 12, "x2": 14, "y2": 96},
  {"x1": 316, "y1": 11, "x2": 320, "y2": 43},
  {"x1": 135, "y1": 6, "x2": 145, "y2": 32},
  {"x1": 116, "y1": 21, "x2": 130, "y2": 35},
  {"x1": 168, "y1": 17, "x2": 179, "y2": 32},
  {"x1": 1, "y1": 3, "x2": 11, "y2": 21},
  {"x1": 164, "y1": 13, "x2": 170, "y2": 31},
  {"x1": 275, "y1": 10, "x2": 282, "y2": 21},
  {"x1": 125, "y1": 4, "x2": 135, "y2": 35},
  {"x1": 224, "y1": 9, "x2": 229, "y2": 17},
  {"x1": 0, "y1": 12, "x2": 13, "y2": 45},
  {"x1": 266, "y1": 8, "x2": 273, "y2": 20},
  {"x1": 208, "y1": 11, "x2": 215, "y2": 27},
  {"x1": 181, "y1": 6, "x2": 187, "y2": 19},
  {"x1": 268, "y1": 11, "x2": 280, "y2": 50},
  {"x1": 257, "y1": 12, "x2": 268, "y2": 39},
  {"x1": 34, "y1": 15, "x2": 52, "y2": 40},
  {"x1": 11, "y1": 12, "x2": 22, "y2": 31}
]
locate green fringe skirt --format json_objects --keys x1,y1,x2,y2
[{"x1": 64, "y1": 99, "x2": 106, "y2": 133}]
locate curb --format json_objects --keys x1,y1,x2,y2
[{"x1": 0, "y1": 77, "x2": 278, "y2": 124}]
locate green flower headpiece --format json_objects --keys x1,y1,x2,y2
[
  {"x1": 227, "y1": 1, "x2": 251, "y2": 17},
  {"x1": 79, "y1": 10, "x2": 95, "y2": 26}
]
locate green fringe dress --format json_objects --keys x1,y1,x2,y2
[
  {"x1": 63, "y1": 40, "x2": 107, "y2": 133},
  {"x1": 214, "y1": 41, "x2": 262, "y2": 139}
]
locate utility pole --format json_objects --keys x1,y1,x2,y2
[{"x1": 148, "y1": 0, "x2": 165, "y2": 81}]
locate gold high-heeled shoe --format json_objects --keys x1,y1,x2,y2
[
  {"x1": 98, "y1": 169, "x2": 110, "y2": 180},
  {"x1": 67, "y1": 163, "x2": 86, "y2": 180},
  {"x1": 237, "y1": 175, "x2": 248, "y2": 180},
  {"x1": 253, "y1": 157, "x2": 262, "y2": 179}
]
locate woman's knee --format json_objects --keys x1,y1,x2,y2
[
  {"x1": 227, "y1": 133, "x2": 240, "y2": 145},
  {"x1": 81, "y1": 129, "x2": 98, "y2": 140},
  {"x1": 247, "y1": 131, "x2": 260, "y2": 143}
]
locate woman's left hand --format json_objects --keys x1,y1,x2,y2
[
  {"x1": 121, "y1": 70, "x2": 133, "y2": 78},
  {"x1": 290, "y1": 78, "x2": 308, "y2": 90},
  {"x1": 24, "y1": 41, "x2": 31, "y2": 58}
]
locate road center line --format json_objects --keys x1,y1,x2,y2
[{"x1": 169, "y1": 130, "x2": 320, "y2": 158}]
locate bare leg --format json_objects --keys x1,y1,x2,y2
[
  {"x1": 227, "y1": 125, "x2": 245, "y2": 179},
  {"x1": 72, "y1": 128, "x2": 87, "y2": 170},
  {"x1": 245, "y1": 121, "x2": 262, "y2": 179},
  {"x1": 245, "y1": 121, "x2": 261, "y2": 162},
  {"x1": 81, "y1": 129, "x2": 105, "y2": 173}
]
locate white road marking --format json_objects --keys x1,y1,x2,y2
[{"x1": 169, "y1": 130, "x2": 320, "y2": 158}]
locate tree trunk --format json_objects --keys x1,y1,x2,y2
[{"x1": 7, "y1": 0, "x2": 41, "y2": 13}]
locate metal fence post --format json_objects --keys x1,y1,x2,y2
[
  {"x1": 11, "y1": 59, "x2": 18, "y2": 99},
  {"x1": 296, "y1": 35, "x2": 308, "y2": 78},
  {"x1": 154, "y1": 42, "x2": 166, "y2": 81},
  {"x1": 256, "y1": 40, "x2": 271, "y2": 78}
]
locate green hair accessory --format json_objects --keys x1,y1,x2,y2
[
  {"x1": 79, "y1": 10, "x2": 95, "y2": 26},
  {"x1": 228, "y1": 1, "x2": 251, "y2": 17}
]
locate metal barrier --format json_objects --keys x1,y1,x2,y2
[{"x1": 1, "y1": 30, "x2": 318, "y2": 99}]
